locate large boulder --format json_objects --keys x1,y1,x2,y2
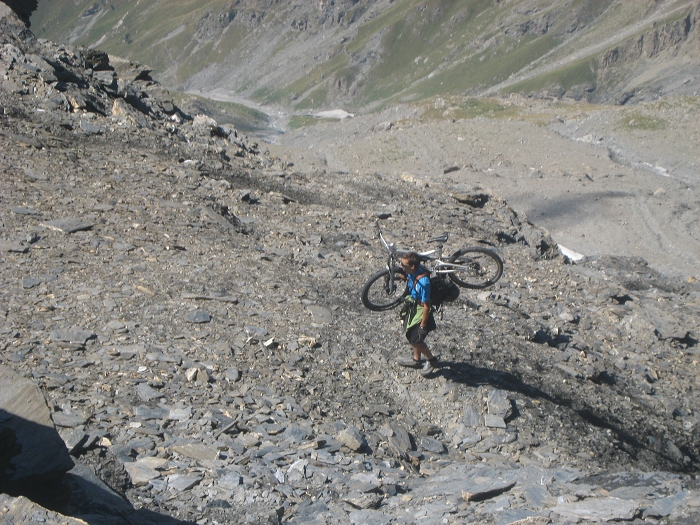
[
  {"x1": 0, "y1": 494, "x2": 87, "y2": 525},
  {"x1": 0, "y1": 365, "x2": 74, "y2": 492},
  {"x1": 0, "y1": 0, "x2": 37, "y2": 27}
]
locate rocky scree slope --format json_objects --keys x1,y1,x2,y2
[
  {"x1": 2, "y1": 8, "x2": 700, "y2": 525},
  {"x1": 30, "y1": 0, "x2": 700, "y2": 112}
]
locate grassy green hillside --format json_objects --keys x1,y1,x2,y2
[{"x1": 31, "y1": 0, "x2": 699, "y2": 112}]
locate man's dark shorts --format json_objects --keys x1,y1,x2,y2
[{"x1": 406, "y1": 321, "x2": 435, "y2": 344}]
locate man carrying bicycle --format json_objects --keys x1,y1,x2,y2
[{"x1": 398, "y1": 252, "x2": 439, "y2": 376}]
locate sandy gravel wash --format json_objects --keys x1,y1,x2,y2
[{"x1": 267, "y1": 97, "x2": 700, "y2": 282}]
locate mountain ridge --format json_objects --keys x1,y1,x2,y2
[{"x1": 30, "y1": 0, "x2": 700, "y2": 112}]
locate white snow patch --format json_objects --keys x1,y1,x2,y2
[
  {"x1": 559, "y1": 245, "x2": 585, "y2": 261},
  {"x1": 314, "y1": 109, "x2": 354, "y2": 119}
]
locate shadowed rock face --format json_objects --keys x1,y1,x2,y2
[
  {"x1": 0, "y1": 366, "x2": 74, "y2": 492},
  {"x1": 0, "y1": 0, "x2": 37, "y2": 26}
]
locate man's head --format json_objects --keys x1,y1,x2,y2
[{"x1": 400, "y1": 252, "x2": 421, "y2": 273}]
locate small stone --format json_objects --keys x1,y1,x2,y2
[
  {"x1": 135, "y1": 382, "x2": 162, "y2": 402},
  {"x1": 487, "y1": 389, "x2": 513, "y2": 419},
  {"x1": 133, "y1": 406, "x2": 169, "y2": 420},
  {"x1": 342, "y1": 492, "x2": 382, "y2": 510},
  {"x1": 167, "y1": 474, "x2": 202, "y2": 492},
  {"x1": 553, "y1": 497, "x2": 640, "y2": 521},
  {"x1": 461, "y1": 480, "x2": 516, "y2": 502},
  {"x1": 41, "y1": 218, "x2": 94, "y2": 234},
  {"x1": 420, "y1": 436, "x2": 445, "y2": 454},
  {"x1": 463, "y1": 404, "x2": 483, "y2": 428},
  {"x1": 51, "y1": 411, "x2": 88, "y2": 428},
  {"x1": 338, "y1": 426, "x2": 366, "y2": 451},
  {"x1": 170, "y1": 443, "x2": 218, "y2": 461},
  {"x1": 225, "y1": 368, "x2": 241, "y2": 382},
  {"x1": 484, "y1": 414, "x2": 507, "y2": 428},
  {"x1": 306, "y1": 305, "x2": 332, "y2": 324},
  {"x1": 80, "y1": 119, "x2": 101, "y2": 134},
  {"x1": 22, "y1": 278, "x2": 41, "y2": 289},
  {"x1": 287, "y1": 459, "x2": 307, "y2": 482},
  {"x1": 168, "y1": 407, "x2": 192, "y2": 421},
  {"x1": 123, "y1": 457, "x2": 168, "y2": 486},
  {"x1": 186, "y1": 310, "x2": 211, "y2": 323}
]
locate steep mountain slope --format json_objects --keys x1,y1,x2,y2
[{"x1": 31, "y1": 0, "x2": 700, "y2": 111}]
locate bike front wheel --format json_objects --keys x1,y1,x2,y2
[
  {"x1": 447, "y1": 247, "x2": 503, "y2": 289},
  {"x1": 361, "y1": 267, "x2": 408, "y2": 311}
]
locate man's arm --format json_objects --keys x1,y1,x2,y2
[{"x1": 419, "y1": 277, "x2": 431, "y2": 327}]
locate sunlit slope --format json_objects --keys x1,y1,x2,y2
[{"x1": 31, "y1": 0, "x2": 699, "y2": 110}]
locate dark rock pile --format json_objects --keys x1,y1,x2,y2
[{"x1": 1, "y1": 7, "x2": 699, "y2": 525}]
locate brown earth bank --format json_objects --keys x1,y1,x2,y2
[{"x1": 1, "y1": 6, "x2": 700, "y2": 525}]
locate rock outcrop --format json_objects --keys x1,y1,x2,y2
[
  {"x1": 0, "y1": 0, "x2": 37, "y2": 26},
  {"x1": 0, "y1": 365, "x2": 74, "y2": 491}
]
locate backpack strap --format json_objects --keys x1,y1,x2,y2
[
  {"x1": 411, "y1": 273, "x2": 431, "y2": 301},
  {"x1": 411, "y1": 273, "x2": 430, "y2": 288}
]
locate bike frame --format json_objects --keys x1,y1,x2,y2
[{"x1": 378, "y1": 228, "x2": 466, "y2": 278}]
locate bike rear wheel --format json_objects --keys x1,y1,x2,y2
[
  {"x1": 361, "y1": 267, "x2": 408, "y2": 311},
  {"x1": 447, "y1": 247, "x2": 503, "y2": 289}
]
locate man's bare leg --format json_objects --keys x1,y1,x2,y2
[{"x1": 412, "y1": 342, "x2": 433, "y2": 362}]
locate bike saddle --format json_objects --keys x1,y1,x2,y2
[{"x1": 427, "y1": 233, "x2": 448, "y2": 243}]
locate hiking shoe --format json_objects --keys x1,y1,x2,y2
[
  {"x1": 397, "y1": 356, "x2": 423, "y2": 369},
  {"x1": 420, "y1": 357, "x2": 439, "y2": 376}
]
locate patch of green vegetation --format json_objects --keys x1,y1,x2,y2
[
  {"x1": 503, "y1": 57, "x2": 597, "y2": 96},
  {"x1": 359, "y1": 0, "x2": 499, "y2": 104},
  {"x1": 172, "y1": 92, "x2": 270, "y2": 133},
  {"x1": 574, "y1": 0, "x2": 616, "y2": 25},
  {"x1": 617, "y1": 112, "x2": 668, "y2": 131},
  {"x1": 261, "y1": 53, "x2": 348, "y2": 106},
  {"x1": 288, "y1": 116, "x2": 340, "y2": 130},
  {"x1": 419, "y1": 96, "x2": 521, "y2": 120},
  {"x1": 335, "y1": 65, "x2": 361, "y2": 88},
  {"x1": 294, "y1": 84, "x2": 330, "y2": 111}
]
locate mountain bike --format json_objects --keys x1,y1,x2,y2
[{"x1": 361, "y1": 227, "x2": 503, "y2": 311}]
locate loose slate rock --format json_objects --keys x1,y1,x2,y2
[
  {"x1": 0, "y1": 365, "x2": 74, "y2": 486},
  {"x1": 80, "y1": 119, "x2": 101, "y2": 134},
  {"x1": 487, "y1": 388, "x2": 513, "y2": 419},
  {"x1": 123, "y1": 457, "x2": 168, "y2": 486},
  {"x1": 338, "y1": 425, "x2": 366, "y2": 451},
  {"x1": 170, "y1": 443, "x2": 219, "y2": 461},
  {"x1": 348, "y1": 510, "x2": 393, "y2": 525},
  {"x1": 135, "y1": 382, "x2": 162, "y2": 402},
  {"x1": 0, "y1": 494, "x2": 87, "y2": 525},
  {"x1": 420, "y1": 436, "x2": 445, "y2": 454},
  {"x1": 0, "y1": 239, "x2": 28, "y2": 253},
  {"x1": 553, "y1": 497, "x2": 639, "y2": 521},
  {"x1": 461, "y1": 480, "x2": 517, "y2": 502},
  {"x1": 168, "y1": 474, "x2": 202, "y2": 492},
  {"x1": 342, "y1": 492, "x2": 382, "y2": 509},
  {"x1": 463, "y1": 404, "x2": 483, "y2": 427},
  {"x1": 40, "y1": 218, "x2": 94, "y2": 234},
  {"x1": 186, "y1": 310, "x2": 211, "y2": 323},
  {"x1": 50, "y1": 327, "x2": 95, "y2": 347},
  {"x1": 52, "y1": 411, "x2": 88, "y2": 428},
  {"x1": 22, "y1": 278, "x2": 41, "y2": 289},
  {"x1": 388, "y1": 422, "x2": 413, "y2": 456},
  {"x1": 484, "y1": 414, "x2": 507, "y2": 429}
]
